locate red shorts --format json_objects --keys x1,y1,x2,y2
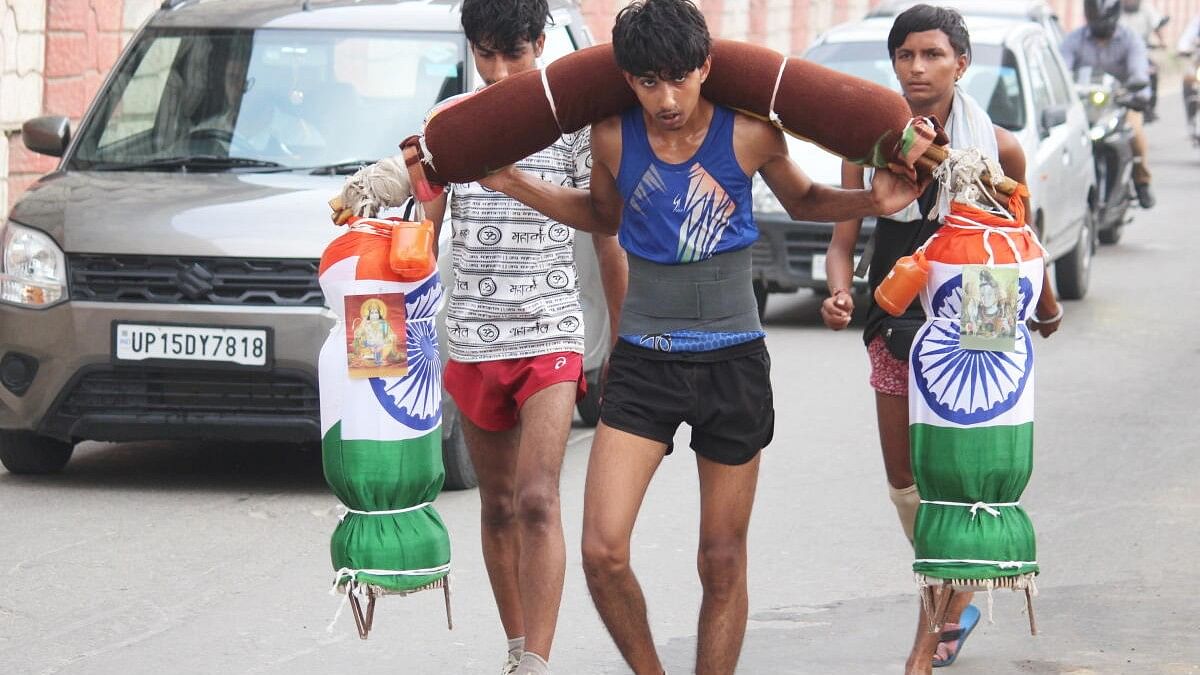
[
  {"x1": 867, "y1": 335, "x2": 908, "y2": 397},
  {"x1": 444, "y1": 352, "x2": 586, "y2": 432}
]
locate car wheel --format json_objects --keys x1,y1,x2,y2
[
  {"x1": 576, "y1": 367, "x2": 603, "y2": 428},
  {"x1": 0, "y1": 431, "x2": 74, "y2": 474},
  {"x1": 440, "y1": 407, "x2": 477, "y2": 491},
  {"x1": 1055, "y1": 208, "x2": 1093, "y2": 300},
  {"x1": 753, "y1": 280, "x2": 768, "y2": 319}
]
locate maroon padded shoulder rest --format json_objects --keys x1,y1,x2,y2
[{"x1": 406, "y1": 39, "x2": 913, "y2": 187}]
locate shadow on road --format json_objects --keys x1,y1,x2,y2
[{"x1": 0, "y1": 440, "x2": 327, "y2": 495}]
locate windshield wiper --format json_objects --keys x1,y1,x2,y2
[
  {"x1": 90, "y1": 155, "x2": 287, "y2": 172},
  {"x1": 307, "y1": 159, "x2": 379, "y2": 176}
]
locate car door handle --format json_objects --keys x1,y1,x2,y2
[{"x1": 1062, "y1": 150, "x2": 1071, "y2": 166}]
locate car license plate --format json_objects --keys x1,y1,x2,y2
[
  {"x1": 811, "y1": 254, "x2": 861, "y2": 282},
  {"x1": 114, "y1": 323, "x2": 270, "y2": 367}
]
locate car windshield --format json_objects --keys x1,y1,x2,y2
[
  {"x1": 804, "y1": 41, "x2": 1026, "y2": 132},
  {"x1": 70, "y1": 28, "x2": 465, "y2": 171}
]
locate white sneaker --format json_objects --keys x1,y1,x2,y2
[
  {"x1": 514, "y1": 652, "x2": 551, "y2": 675},
  {"x1": 501, "y1": 652, "x2": 521, "y2": 675}
]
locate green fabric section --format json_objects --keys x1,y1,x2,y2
[
  {"x1": 910, "y1": 422, "x2": 1037, "y2": 580},
  {"x1": 322, "y1": 422, "x2": 444, "y2": 511},
  {"x1": 910, "y1": 423, "x2": 1033, "y2": 503},
  {"x1": 331, "y1": 508, "x2": 451, "y2": 592},
  {"x1": 912, "y1": 560, "x2": 1039, "y2": 581},
  {"x1": 323, "y1": 421, "x2": 450, "y2": 592},
  {"x1": 913, "y1": 503, "x2": 1038, "y2": 580},
  {"x1": 853, "y1": 135, "x2": 889, "y2": 168},
  {"x1": 898, "y1": 124, "x2": 919, "y2": 160}
]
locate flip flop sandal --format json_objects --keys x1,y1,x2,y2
[{"x1": 932, "y1": 603, "x2": 981, "y2": 668}]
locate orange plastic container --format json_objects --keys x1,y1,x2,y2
[
  {"x1": 388, "y1": 219, "x2": 437, "y2": 281},
  {"x1": 874, "y1": 250, "x2": 930, "y2": 317}
]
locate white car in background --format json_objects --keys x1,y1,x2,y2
[
  {"x1": 867, "y1": 0, "x2": 1068, "y2": 46},
  {"x1": 750, "y1": 15, "x2": 1096, "y2": 314}
]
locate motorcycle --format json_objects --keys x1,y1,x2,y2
[{"x1": 1075, "y1": 69, "x2": 1142, "y2": 245}]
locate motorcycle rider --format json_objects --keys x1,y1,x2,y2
[
  {"x1": 1179, "y1": 14, "x2": 1200, "y2": 138},
  {"x1": 1062, "y1": 0, "x2": 1156, "y2": 208},
  {"x1": 1119, "y1": 0, "x2": 1168, "y2": 121}
]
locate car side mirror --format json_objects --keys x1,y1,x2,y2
[
  {"x1": 22, "y1": 116, "x2": 71, "y2": 157},
  {"x1": 1040, "y1": 105, "x2": 1068, "y2": 135},
  {"x1": 1126, "y1": 80, "x2": 1148, "y2": 93}
]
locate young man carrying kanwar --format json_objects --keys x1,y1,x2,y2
[
  {"x1": 415, "y1": 2, "x2": 624, "y2": 673},
  {"x1": 478, "y1": 1, "x2": 924, "y2": 672}
]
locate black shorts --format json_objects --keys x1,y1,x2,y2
[{"x1": 599, "y1": 338, "x2": 774, "y2": 465}]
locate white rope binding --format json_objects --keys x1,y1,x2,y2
[
  {"x1": 337, "y1": 502, "x2": 433, "y2": 521},
  {"x1": 540, "y1": 67, "x2": 564, "y2": 134},
  {"x1": 920, "y1": 500, "x2": 1020, "y2": 519},
  {"x1": 914, "y1": 558, "x2": 1036, "y2": 569},
  {"x1": 417, "y1": 134, "x2": 437, "y2": 172},
  {"x1": 767, "y1": 57, "x2": 788, "y2": 127},
  {"x1": 931, "y1": 146, "x2": 1009, "y2": 218},
  {"x1": 339, "y1": 154, "x2": 413, "y2": 219}
]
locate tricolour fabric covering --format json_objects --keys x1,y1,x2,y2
[
  {"x1": 907, "y1": 192, "x2": 1043, "y2": 586},
  {"x1": 319, "y1": 223, "x2": 450, "y2": 593},
  {"x1": 410, "y1": 39, "x2": 916, "y2": 185}
]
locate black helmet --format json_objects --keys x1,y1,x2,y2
[{"x1": 1085, "y1": 0, "x2": 1122, "y2": 39}]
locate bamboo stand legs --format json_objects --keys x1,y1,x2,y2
[
  {"x1": 344, "y1": 576, "x2": 454, "y2": 640},
  {"x1": 920, "y1": 582, "x2": 957, "y2": 634}
]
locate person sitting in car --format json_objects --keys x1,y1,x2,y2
[{"x1": 194, "y1": 57, "x2": 325, "y2": 159}]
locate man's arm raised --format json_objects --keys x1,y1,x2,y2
[{"x1": 478, "y1": 117, "x2": 625, "y2": 236}]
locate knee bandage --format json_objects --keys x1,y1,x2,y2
[{"x1": 888, "y1": 483, "x2": 920, "y2": 545}]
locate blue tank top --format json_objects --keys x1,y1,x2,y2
[
  {"x1": 616, "y1": 105, "x2": 763, "y2": 353},
  {"x1": 616, "y1": 105, "x2": 756, "y2": 265}
]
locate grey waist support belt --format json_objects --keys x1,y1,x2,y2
[{"x1": 619, "y1": 247, "x2": 763, "y2": 336}]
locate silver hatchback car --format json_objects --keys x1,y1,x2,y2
[{"x1": 0, "y1": 0, "x2": 608, "y2": 488}]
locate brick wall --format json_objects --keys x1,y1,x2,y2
[
  {"x1": 582, "y1": 0, "x2": 887, "y2": 49},
  {"x1": 1, "y1": 0, "x2": 48, "y2": 215},
  {"x1": 1, "y1": 0, "x2": 155, "y2": 216},
  {"x1": 583, "y1": 0, "x2": 1200, "y2": 50}
]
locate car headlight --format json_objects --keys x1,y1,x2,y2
[
  {"x1": 1, "y1": 221, "x2": 67, "y2": 307},
  {"x1": 752, "y1": 174, "x2": 787, "y2": 215}
]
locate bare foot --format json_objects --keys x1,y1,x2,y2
[{"x1": 933, "y1": 622, "x2": 962, "y2": 663}]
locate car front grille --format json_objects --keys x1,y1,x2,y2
[
  {"x1": 753, "y1": 220, "x2": 875, "y2": 275},
  {"x1": 750, "y1": 240, "x2": 775, "y2": 267},
  {"x1": 39, "y1": 366, "x2": 321, "y2": 443},
  {"x1": 68, "y1": 254, "x2": 324, "y2": 306},
  {"x1": 778, "y1": 229, "x2": 834, "y2": 270},
  {"x1": 58, "y1": 368, "x2": 319, "y2": 418}
]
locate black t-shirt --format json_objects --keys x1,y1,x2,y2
[{"x1": 862, "y1": 184, "x2": 941, "y2": 346}]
